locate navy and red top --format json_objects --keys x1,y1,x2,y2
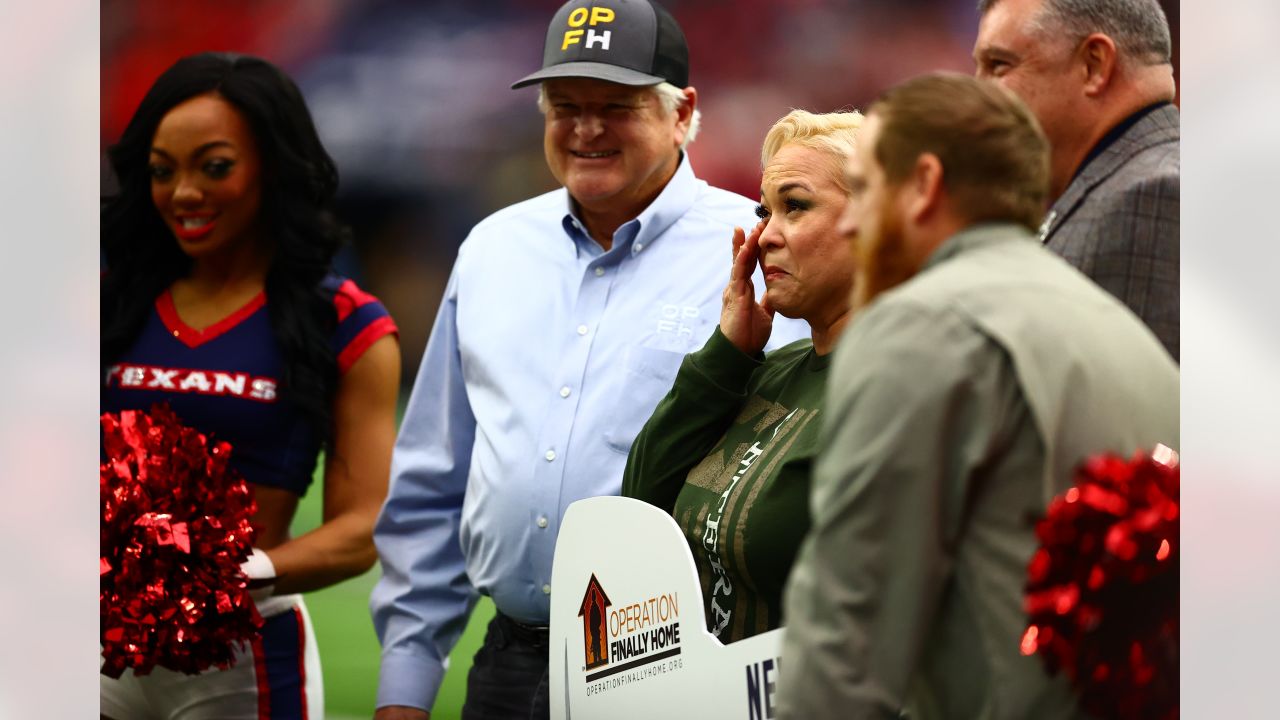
[{"x1": 102, "y1": 274, "x2": 398, "y2": 496}]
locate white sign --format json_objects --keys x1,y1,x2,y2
[{"x1": 550, "y1": 497, "x2": 785, "y2": 720}]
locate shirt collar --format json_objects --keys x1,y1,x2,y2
[
  {"x1": 921, "y1": 221, "x2": 1033, "y2": 272},
  {"x1": 560, "y1": 152, "x2": 699, "y2": 258}
]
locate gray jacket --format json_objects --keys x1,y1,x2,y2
[
  {"x1": 778, "y1": 223, "x2": 1179, "y2": 720},
  {"x1": 1041, "y1": 103, "x2": 1180, "y2": 360}
]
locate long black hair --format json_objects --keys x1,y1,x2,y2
[{"x1": 102, "y1": 52, "x2": 348, "y2": 445}]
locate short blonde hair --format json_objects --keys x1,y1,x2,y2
[
  {"x1": 760, "y1": 109, "x2": 864, "y2": 187},
  {"x1": 536, "y1": 82, "x2": 702, "y2": 149}
]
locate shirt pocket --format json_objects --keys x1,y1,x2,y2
[{"x1": 602, "y1": 345, "x2": 686, "y2": 455}]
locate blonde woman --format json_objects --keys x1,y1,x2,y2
[{"x1": 623, "y1": 110, "x2": 862, "y2": 643}]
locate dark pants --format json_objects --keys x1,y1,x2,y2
[{"x1": 462, "y1": 612, "x2": 550, "y2": 720}]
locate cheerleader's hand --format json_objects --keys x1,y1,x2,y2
[{"x1": 240, "y1": 548, "x2": 277, "y2": 603}]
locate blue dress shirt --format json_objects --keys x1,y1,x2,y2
[{"x1": 370, "y1": 155, "x2": 808, "y2": 711}]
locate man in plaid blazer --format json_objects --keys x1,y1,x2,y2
[{"x1": 974, "y1": 0, "x2": 1179, "y2": 360}]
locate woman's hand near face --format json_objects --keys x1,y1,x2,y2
[{"x1": 720, "y1": 221, "x2": 775, "y2": 356}]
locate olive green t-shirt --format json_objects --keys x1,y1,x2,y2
[{"x1": 623, "y1": 326, "x2": 828, "y2": 643}]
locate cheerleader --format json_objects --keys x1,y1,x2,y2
[{"x1": 101, "y1": 53, "x2": 400, "y2": 720}]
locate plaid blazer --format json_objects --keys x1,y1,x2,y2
[{"x1": 1039, "y1": 104, "x2": 1180, "y2": 360}]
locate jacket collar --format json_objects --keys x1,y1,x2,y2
[
  {"x1": 923, "y1": 222, "x2": 1033, "y2": 273},
  {"x1": 1037, "y1": 103, "x2": 1180, "y2": 243}
]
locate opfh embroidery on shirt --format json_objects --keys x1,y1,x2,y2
[
  {"x1": 561, "y1": 6, "x2": 615, "y2": 51},
  {"x1": 656, "y1": 304, "x2": 699, "y2": 339},
  {"x1": 105, "y1": 364, "x2": 278, "y2": 402}
]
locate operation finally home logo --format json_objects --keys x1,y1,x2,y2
[
  {"x1": 578, "y1": 573, "x2": 683, "y2": 696},
  {"x1": 560, "y1": 5, "x2": 616, "y2": 51}
]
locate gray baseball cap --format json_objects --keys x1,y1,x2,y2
[{"x1": 511, "y1": 0, "x2": 690, "y2": 89}]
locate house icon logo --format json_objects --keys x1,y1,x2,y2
[{"x1": 578, "y1": 573, "x2": 612, "y2": 670}]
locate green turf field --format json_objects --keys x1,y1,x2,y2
[{"x1": 290, "y1": 469, "x2": 494, "y2": 719}]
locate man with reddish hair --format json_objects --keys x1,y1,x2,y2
[{"x1": 777, "y1": 73, "x2": 1178, "y2": 719}]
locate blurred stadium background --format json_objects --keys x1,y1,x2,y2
[{"x1": 102, "y1": 1, "x2": 1178, "y2": 717}]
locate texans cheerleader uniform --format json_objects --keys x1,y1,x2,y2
[{"x1": 101, "y1": 274, "x2": 397, "y2": 720}]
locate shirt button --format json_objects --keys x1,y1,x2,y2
[
  {"x1": 537, "y1": 516, "x2": 549, "y2": 528},
  {"x1": 544, "y1": 449, "x2": 557, "y2": 462},
  {"x1": 542, "y1": 583, "x2": 552, "y2": 595},
  {"x1": 577, "y1": 325, "x2": 588, "y2": 336},
  {"x1": 559, "y1": 386, "x2": 571, "y2": 398},
  {"x1": 635, "y1": 242, "x2": 645, "y2": 253},
  {"x1": 594, "y1": 267, "x2": 605, "y2": 277}
]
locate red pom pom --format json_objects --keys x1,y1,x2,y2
[
  {"x1": 100, "y1": 404, "x2": 262, "y2": 678},
  {"x1": 1021, "y1": 446, "x2": 1178, "y2": 719}
]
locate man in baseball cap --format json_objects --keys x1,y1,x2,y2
[{"x1": 371, "y1": 2, "x2": 805, "y2": 719}]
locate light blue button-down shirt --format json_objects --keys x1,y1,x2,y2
[{"x1": 370, "y1": 155, "x2": 808, "y2": 711}]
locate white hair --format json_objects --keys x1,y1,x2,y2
[{"x1": 536, "y1": 81, "x2": 702, "y2": 149}]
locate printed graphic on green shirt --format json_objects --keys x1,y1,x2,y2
[
  {"x1": 683, "y1": 401, "x2": 816, "y2": 640},
  {"x1": 623, "y1": 335, "x2": 828, "y2": 645}
]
